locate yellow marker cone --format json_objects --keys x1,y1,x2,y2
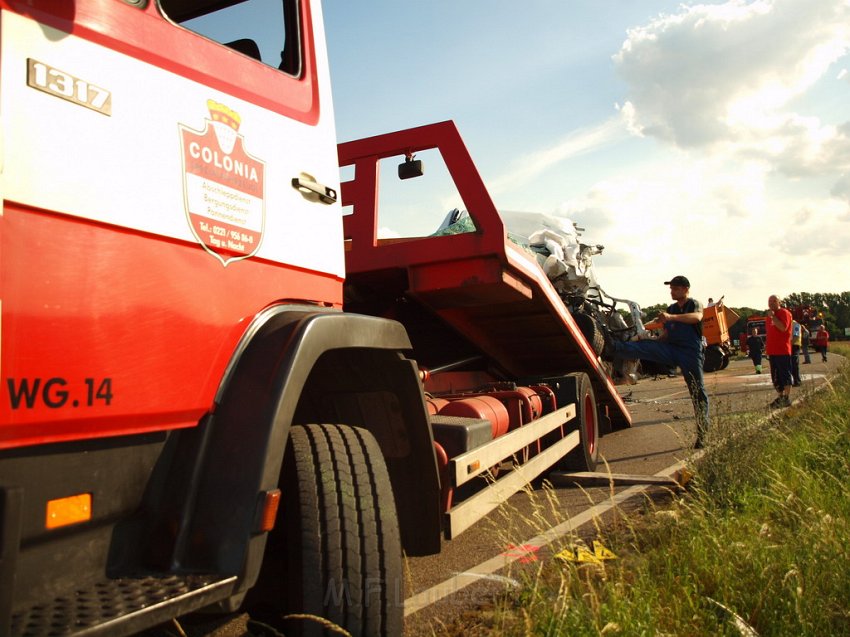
[
  {"x1": 593, "y1": 540, "x2": 617, "y2": 560},
  {"x1": 575, "y1": 545, "x2": 602, "y2": 563}
]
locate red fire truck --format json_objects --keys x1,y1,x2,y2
[{"x1": 0, "y1": 1, "x2": 631, "y2": 635}]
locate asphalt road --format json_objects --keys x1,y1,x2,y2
[
  {"x1": 149, "y1": 354, "x2": 843, "y2": 637},
  {"x1": 402, "y1": 353, "x2": 842, "y2": 635}
]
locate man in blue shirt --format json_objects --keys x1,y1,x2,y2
[{"x1": 607, "y1": 276, "x2": 709, "y2": 448}]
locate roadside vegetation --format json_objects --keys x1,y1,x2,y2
[{"x1": 461, "y1": 344, "x2": 850, "y2": 636}]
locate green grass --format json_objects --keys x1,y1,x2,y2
[{"x1": 462, "y1": 345, "x2": 850, "y2": 636}]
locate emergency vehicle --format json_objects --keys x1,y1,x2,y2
[
  {"x1": 701, "y1": 298, "x2": 738, "y2": 372},
  {"x1": 740, "y1": 305, "x2": 817, "y2": 355},
  {"x1": 0, "y1": 1, "x2": 631, "y2": 635}
]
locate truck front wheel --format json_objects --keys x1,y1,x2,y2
[{"x1": 253, "y1": 424, "x2": 403, "y2": 636}]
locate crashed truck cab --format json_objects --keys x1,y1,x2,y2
[{"x1": 0, "y1": 1, "x2": 628, "y2": 636}]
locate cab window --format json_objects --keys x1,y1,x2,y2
[{"x1": 158, "y1": 0, "x2": 301, "y2": 76}]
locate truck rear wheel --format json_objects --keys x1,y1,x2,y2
[
  {"x1": 703, "y1": 344, "x2": 725, "y2": 373},
  {"x1": 256, "y1": 424, "x2": 403, "y2": 636},
  {"x1": 559, "y1": 373, "x2": 599, "y2": 472}
]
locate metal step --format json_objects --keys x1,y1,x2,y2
[{"x1": 11, "y1": 573, "x2": 237, "y2": 637}]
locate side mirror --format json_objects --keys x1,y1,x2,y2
[{"x1": 398, "y1": 156, "x2": 424, "y2": 180}]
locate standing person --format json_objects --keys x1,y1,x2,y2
[
  {"x1": 790, "y1": 320, "x2": 802, "y2": 386},
  {"x1": 813, "y1": 324, "x2": 830, "y2": 362},
  {"x1": 766, "y1": 295, "x2": 793, "y2": 408},
  {"x1": 746, "y1": 327, "x2": 763, "y2": 374},
  {"x1": 607, "y1": 276, "x2": 709, "y2": 447},
  {"x1": 801, "y1": 322, "x2": 811, "y2": 364}
]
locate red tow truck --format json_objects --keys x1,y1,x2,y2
[{"x1": 0, "y1": 1, "x2": 630, "y2": 635}]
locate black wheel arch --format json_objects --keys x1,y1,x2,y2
[{"x1": 167, "y1": 305, "x2": 441, "y2": 607}]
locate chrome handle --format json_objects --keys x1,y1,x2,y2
[{"x1": 292, "y1": 174, "x2": 337, "y2": 204}]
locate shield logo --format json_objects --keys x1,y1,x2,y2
[{"x1": 179, "y1": 100, "x2": 265, "y2": 266}]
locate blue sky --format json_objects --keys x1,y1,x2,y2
[{"x1": 324, "y1": 0, "x2": 850, "y2": 311}]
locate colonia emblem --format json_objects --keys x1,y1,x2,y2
[{"x1": 179, "y1": 100, "x2": 265, "y2": 266}]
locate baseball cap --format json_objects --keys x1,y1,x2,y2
[{"x1": 664, "y1": 275, "x2": 690, "y2": 287}]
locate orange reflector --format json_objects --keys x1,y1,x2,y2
[
  {"x1": 46, "y1": 493, "x2": 92, "y2": 529},
  {"x1": 259, "y1": 489, "x2": 281, "y2": 533},
  {"x1": 467, "y1": 460, "x2": 481, "y2": 474}
]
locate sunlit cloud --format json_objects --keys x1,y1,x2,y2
[
  {"x1": 488, "y1": 117, "x2": 626, "y2": 195},
  {"x1": 615, "y1": 0, "x2": 850, "y2": 153},
  {"x1": 572, "y1": 0, "x2": 850, "y2": 306}
]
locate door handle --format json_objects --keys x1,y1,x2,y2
[{"x1": 292, "y1": 174, "x2": 337, "y2": 204}]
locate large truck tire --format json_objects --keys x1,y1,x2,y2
[
  {"x1": 559, "y1": 373, "x2": 599, "y2": 472},
  {"x1": 703, "y1": 344, "x2": 725, "y2": 373},
  {"x1": 573, "y1": 310, "x2": 605, "y2": 357},
  {"x1": 265, "y1": 424, "x2": 403, "y2": 637}
]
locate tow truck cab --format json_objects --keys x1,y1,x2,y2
[
  {"x1": 1, "y1": 1, "x2": 436, "y2": 634},
  {"x1": 1, "y1": 2, "x2": 624, "y2": 635}
]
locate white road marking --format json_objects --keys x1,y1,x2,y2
[
  {"x1": 741, "y1": 373, "x2": 825, "y2": 387},
  {"x1": 404, "y1": 457, "x2": 689, "y2": 616}
]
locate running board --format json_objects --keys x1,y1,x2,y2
[{"x1": 10, "y1": 573, "x2": 237, "y2": 637}]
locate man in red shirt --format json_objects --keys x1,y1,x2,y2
[{"x1": 766, "y1": 294, "x2": 793, "y2": 408}]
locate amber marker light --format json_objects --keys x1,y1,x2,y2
[
  {"x1": 46, "y1": 493, "x2": 92, "y2": 529},
  {"x1": 258, "y1": 489, "x2": 281, "y2": 533}
]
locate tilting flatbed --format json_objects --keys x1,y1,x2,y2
[{"x1": 339, "y1": 120, "x2": 631, "y2": 429}]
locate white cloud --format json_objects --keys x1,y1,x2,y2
[
  {"x1": 775, "y1": 201, "x2": 850, "y2": 256},
  {"x1": 555, "y1": 154, "x2": 776, "y2": 305},
  {"x1": 563, "y1": 0, "x2": 850, "y2": 308},
  {"x1": 487, "y1": 117, "x2": 626, "y2": 195},
  {"x1": 377, "y1": 226, "x2": 401, "y2": 239},
  {"x1": 614, "y1": 0, "x2": 850, "y2": 155},
  {"x1": 832, "y1": 174, "x2": 850, "y2": 201}
]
